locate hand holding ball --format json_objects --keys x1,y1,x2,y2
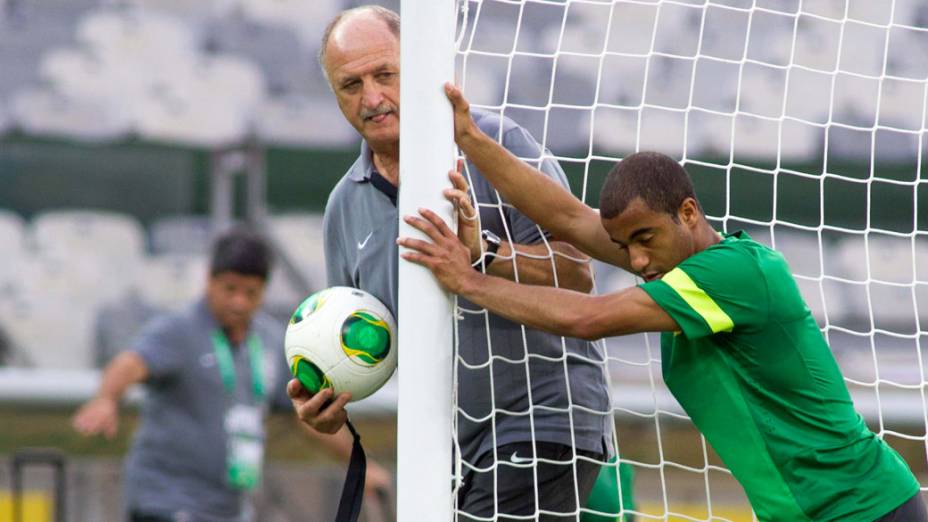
[{"x1": 284, "y1": 287, "x2": 397, "y2": 402}]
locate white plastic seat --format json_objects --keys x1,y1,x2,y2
[
  {"x1": 832, "y1": 234, "x2": 919, "y2": 329},
  {"x1": 10, "y1": 87, "x2": 132, "y2": 141},
  {"x1": 134, "y1": 81, "x2": 250, "y2": 147},
  {"x1": 0, "y1": 281, "x2": 95, "y2": 369},
  {"x1": 240, "y1": 0, "x2": 340, "y2": 45},
  {"x1": 149, "y1": 215, "x2": 214, "y2": 255},
  {"x1": 0, "y1": 209, "x2": 26, "y2": 262},
  {"x1": 28, "y1": 210, "x2": 145, "y2": 303},
  {"x1": 266, "y1": 213, "x2": 326, "y2": 288},
  {"x1": 75, "y1": 9, "x2": 198, "y2": 68},
  {"x1": 30, "y1": 209, "x2": 146, "y2": 261},
  {"x1": 134, "y1": 253, "x2": 208, "y2": 311},
  {"x1": 255, "y1": 95, "x2": 360, "y2": 147}
]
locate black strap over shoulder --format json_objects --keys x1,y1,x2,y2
[{"x1": 335, "y1": 419, "x2": 366, "y2": 522}]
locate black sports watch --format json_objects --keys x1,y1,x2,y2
[{"x1": 480, "y1": 229, "x2": 502, "y2": 269}]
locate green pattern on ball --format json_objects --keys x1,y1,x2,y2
[
  {"x1": 291, "y1": 357, "x2": 332, "y2": 394},
  {"x1": 290, "y1": 290, "x2": 328, "y2": 325},
  {"x1": 340, "y1": 311, "x2": 391, "y2": 365}
]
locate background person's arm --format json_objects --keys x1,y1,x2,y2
[{"x1": 71, "y1": 351, "x2": 149, "y2": 439}]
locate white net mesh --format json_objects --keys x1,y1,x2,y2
[{"x1": 452, "y1": 1, "x2": 928, "y2": 520}]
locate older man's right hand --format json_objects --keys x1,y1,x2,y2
[{"x1": 288, "y1": 378, "x2": 351, "y2": 434}]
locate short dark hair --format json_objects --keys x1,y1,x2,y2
[
  {"x1": 318, "y1": 6, "x2": 401, "y2": 80},
  {"x1": 209, "y1": 228, "x2": 273, "y2": 280},
  {"x1": 598, "y1": 151, "x2": 700, "y2": 220}
]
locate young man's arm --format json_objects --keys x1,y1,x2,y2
[
  {"x1": 447, "y1": 170, "x2": 593, "y2": 293},
  {"x1": 398, "y1": 208, "x2": 678, "y2": 340},
  {"x1": 445, "y1": 83, "x2": 629, "y2": 271},
  {"x1": 71, "y1": 351, "x2": 149, "y2": 439}
]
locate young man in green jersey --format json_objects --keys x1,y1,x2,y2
[{"x1": 396, "y1": 83, "x2": 926, "y2": 522}]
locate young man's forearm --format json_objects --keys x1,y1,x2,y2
[
  {"x1": 455, "y1": 270, "x2": 678, "y2": 340},
  {"x1": 487, "y1": 241, "x2": 592, "y2": 293},
  {"x1": 458, "y1": 130, "x2": 626, "y2": 268},
  {"x1": 459, "y1": 130, "x2": 583, "y2": 237}
]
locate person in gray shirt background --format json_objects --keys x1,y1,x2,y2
[
  {"x1": 288, "y1": 6, "x2": 613, "y2": 520},
  {"x1": 72, "y1": 228, "x2": 391, "y2": 522}
]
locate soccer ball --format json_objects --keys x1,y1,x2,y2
[{"x1": 284, "y1": 286, "x2": 397, "y2": 402}]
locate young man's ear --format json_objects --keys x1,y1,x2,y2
[{"x1": 678, "y1": 197, "x2": 700, "y2": 227}]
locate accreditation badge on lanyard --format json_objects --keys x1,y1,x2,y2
[{"x1": 211, "y1": 330, "x2": 266, "y2": 491}]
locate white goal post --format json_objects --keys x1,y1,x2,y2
[{"x1": 396, "y1": 0, "x2": 457, "y2": 520}]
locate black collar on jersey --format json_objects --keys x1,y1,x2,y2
[{"x1": 369, "y1": 169, "x2": 398, "y2": 207}]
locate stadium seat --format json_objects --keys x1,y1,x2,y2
[
  {"x1": 266, "y1": 213, "x2": 327, "y2": 291},
  {"x1": 0, "y1": 209, "x2": 26, "y2": 264},
  {"x1": 832, "y1": 234, "x2": 920, "y2": 330},
  {"x1": 75, "y1": 9, "x2": 198, "y2": 68},
  {"x1": 592, "y1": 106, "x2": 639, "y2": 154},
  {"x1": 0, "y1": 278, "x2": 95, "y2": 369},
  {"x1": 878, "y1": 80, "x2": 926, "y2": 132},
  {"x1": 149, "y1": 215, "x2": 214, "y2": 255},
  {"x1": 133, "y1": 253, "x2": 208, "y2": 311},
  {"x1": 239, "y1": 0, "x2": 340, "y2": 50},
  {"x1": 30, "y1": 209, "x2": 146, "y2": 260},
  {"x1": 10, "y1": 87, "x2": 132, "y2": 141},
  {"x1": 28, "y1": 210, "x2": 145, "y2": 304},
  {"x1": 134, "y1": 76, "x2": 251, "y2": 147},
  {"x1": 255, "y1": 95, "x2": 356, "y2": 147}
]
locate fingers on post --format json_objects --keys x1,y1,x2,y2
[
  {"x1": 403, "y1": 215, "x2": 442, "y2": 242},
  {"x1": 420, "y1": 208, "x2": 455, "y2": 238},
  {"x1": 449, "y1": 169, "x2": 469, "y2": 192},
  {"x1": 444, "y1": 82, "x2": 469, "y2": 111}
]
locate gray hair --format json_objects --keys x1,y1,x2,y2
[{"x1": 318, "y1": 5, "x2": 401, "y2": 82}]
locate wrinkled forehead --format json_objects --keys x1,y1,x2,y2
[{"x1": 325, "y1": 17, "x2": 399, "y2": 77}]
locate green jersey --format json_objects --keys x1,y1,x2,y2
[{"x1": 639, "y1": 231, "x2": 918, "y2": 522}]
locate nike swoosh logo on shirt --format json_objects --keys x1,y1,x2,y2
[
  {"x1": 510, "y1": 452, "x2": 533, "y2": 464},
  {"x1": 357, "y1": 231, "x2": 373, "y2": 250}
]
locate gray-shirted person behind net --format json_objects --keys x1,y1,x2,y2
[
  {"x1": 72, "y1": 228, "x2": 391, "y2": 522},
  {"x1": 287, "y1": 6, "x2": 613, "y2": 520}
]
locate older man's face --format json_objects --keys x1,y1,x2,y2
[{"x1": 324, "y1": 16, "x2": 400, "y2": 149}]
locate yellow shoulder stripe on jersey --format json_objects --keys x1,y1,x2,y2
[{"x1": 662, "y1": 267, "x2": 734, "y2": 333}]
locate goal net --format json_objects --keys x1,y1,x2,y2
[{"x1": 445, "y1": 1, "x2": 928, "y2": 520}]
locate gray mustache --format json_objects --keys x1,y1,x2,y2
[{"x1": 361, "y1": 105, "x2": 396, "y2": 120}]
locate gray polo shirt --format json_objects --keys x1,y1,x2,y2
[
  {"x1": 125, "y1": 299, "x2": 289, "y2": 521},
  {"x1": 324, "y1": 111, "x2": 612, "y2": 463}
]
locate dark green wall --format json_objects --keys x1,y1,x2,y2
[{"x1": 1, "y1": 136, "x2": 925, "y2": 233}]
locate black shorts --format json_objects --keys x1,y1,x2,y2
[
  {"x1": 875, "y1": 493, "x2": 928, "y2": 522},
  {"x1": 457, "y1": 442, "x2": 604, "y2": 521},
  {"x1": 128, "y1": 511, "x2": 174, "y2": 522}
]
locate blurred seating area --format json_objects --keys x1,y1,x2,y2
[
  {"x1": 0, "y1": 208, "x2": 325, "y2": 370},
  {"x1": 0, "y1": 205, "x2": 926, "y2": 372},
  {"x1": 0, "y1": 0, "x2": 375, "y2": 147},
  {"x1": 0, "y1": 0, "x2": 925, "y2": 156}
]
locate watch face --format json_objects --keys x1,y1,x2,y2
[{"x1": 482, "y1": 229, "x2": 502, "y2": 245}]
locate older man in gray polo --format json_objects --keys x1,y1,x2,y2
[{"x1": 289, "y1": 6, "x2": 613, "y2": 520}]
